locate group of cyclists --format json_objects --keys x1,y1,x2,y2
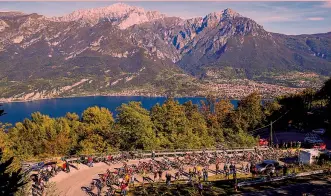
[
  {"x1": 24, "y1": 146, "x2": 303, "y2": 196},
  {"x1": 29, "y1": 159, "x2": 71, "y2": 195},
  {"x1": 81, "y1": 147, "x2": 297, "y2": 196}
]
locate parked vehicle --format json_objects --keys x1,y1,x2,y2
[
  {"x1": 30, "y1": 162, "x2": 45, "y2": 171},
  {"x1": 312, "y1": 128, "x2": 326, "y2": 135},
  {"x1": 256, "y1": 160, "x2": 282, "y2": 173},
  {"x1": 259, "y1": 139, "x2": 269, "y2": 146},
  {"x1": 312, "y1": 143, "x2": 327, "y2": 150},
  {"x1": 303, "y1": 139, "x2": 326, "y2": 150}
]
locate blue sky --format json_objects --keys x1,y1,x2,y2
[{"x1": 0, "y1": 1, "x2": 331, "y2": 35}]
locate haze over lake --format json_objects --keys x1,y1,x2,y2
[{"x1": 0, "y1": 96, "x2": 238, "y2": 125}]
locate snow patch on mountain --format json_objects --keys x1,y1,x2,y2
[
  {"x1": 50, "y1": 3, "x2": 165, "y2": 29},
  {"x1": 12, "y1": 35, "x2": 24, "y2": 43},
  {"x1": 0, "y1": 19, "x2": 9, "y2": 32}
]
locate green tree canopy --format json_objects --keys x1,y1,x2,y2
[{"x1": 116, "y1": 102, "x2": 157, "y2": 150}]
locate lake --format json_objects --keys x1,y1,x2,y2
[{"x1": 0, "y1": 96, "x2": 238, "y2": 125}]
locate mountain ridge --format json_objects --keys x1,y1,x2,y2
[{"x1": 0, "y1": 4, "x2": 330, "y2": 102}]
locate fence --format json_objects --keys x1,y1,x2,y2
[{"x1": 23, "y1": 146, "x2": 269, "y2": 170}]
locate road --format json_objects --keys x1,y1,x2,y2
[{"x1": 50, "y1": 157, "x2": 246, "y2": 196}]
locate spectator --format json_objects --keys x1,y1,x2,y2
[
  {"x1": 246, "y1": 163, "x2": 250, "y2": 174},
  {"x1": 270, "y1": 165, "x2": 275, "y2": 178},
  {"x1": 153, "y1": 170, "x2": 158, "y2": 182},
  {"x1": 120, "y1": 182, "x2": 128, "y2": 196},
  {"x1": 198, "y1": 181, "x2": 203, "y2": 195},
  {"x1": 165, "y1": 172, "x2": 171, "y2": 186},
  {"x1": 233, "y1": 165, "x2": 237, "y2": 179},
  {"x1": 142, "y1": 170, "x2": 147, "y2": 185},
  {"x1": 224, "y1": 163, "x2": 228, "y2": 173},
  {"x1": 229, "y1": 163, "x2": 235, "y2": 175},
  {"x1": 107, "y1": 154, "x2": 112, "y2": 163},
  {"x1": 158, "y1": 169, "x2": 163, "y2": 181},
  {"x1": 203, "y1": 168, "x2": 208, "y2": 181},
  {"x1": 216, "y1": 163, "x2": 220, "y2": 175},
  {"x1": 251, "y1": 165, "x2": 256, "y2": 178},
  {"x1": 283, "y1": 164, "x2": 288, "y2": 176},
  {"x1": 197, "y1": 170, "x2": 202, "y2": 181},
  {"x1": 87, "y1": 155, "x2": 93, "y2": 167},
  {"x1": 152, "y1": 150, "x2": 155, "y2": 160},
  {"x1": 65, "y1": 160, "x2": 70, "y2": 173},
  {"x1": 130, "y1": 174, "x2": 135, "y2": 187},
  {"x1": 225, "y1": 167, "x2": 230, "y2": 179},
  {"x1": 175, "y1": 171, "x2": 180, "y2": 181}
]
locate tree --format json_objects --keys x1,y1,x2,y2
[
  {"x1": 150, "y1": 99, "x2": 188, "y2": 149},
  {"x1": 81, "y1": 106, "x2": 114, "y2": 132},
  {"x1": 318, "y1": 78, "x2": 331, "y2": 103},
  {"x1": 183, "y1": 101, "x2": 215, "y2": 147},
  {"x1": 0, "y1": 154, "x2": 27, "y2": 196},
  {"x1": 0, "y1": 107, "x2": 26, "y2": 195},
  {"x1": 232, "y1": 92, "x2": 264, "y2": 132},
  {"x1": 318, "y1": 78, "x2": 331, "y2": 134},
  {"x1": 214, "y1": 99, "x2": 234, "y2": 128},
  {"x1": 78, "y1": 107, "x2": 115, "y2": 153},
  {"x1": 116, "y1": 102, "x2": 157, "y2": 150}
]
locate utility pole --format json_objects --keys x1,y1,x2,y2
[{"x1": 270, "y1": 121, "x2": 273, "y2": 147}]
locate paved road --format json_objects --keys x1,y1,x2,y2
[
  {"x1": 50, "y1": 157, "x2": 247, "y2": 196},
  {"x1": 51, "y1": 159, "x2": 145, "y2": 196}
]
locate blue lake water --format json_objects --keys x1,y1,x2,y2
[{"x1": 0, "y1": 96, "x2": 238, "y2": 125}]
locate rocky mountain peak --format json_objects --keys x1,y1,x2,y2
[
  {"x1": 50, "y1": 3, "x2": 165, "y2": 29},
  {"x1": 222, "y1": 8, "x2": 240, "y2": 18}
]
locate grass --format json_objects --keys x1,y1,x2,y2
[{"x1": 128, "y1": 163, "x2": 331, "y2": 196}]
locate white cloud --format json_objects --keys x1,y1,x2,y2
[
  {"x1": 255, "y1": 16, "x2": 294, "y2": 22},
  {"x1": 307, "y1": 17, "x2": 324, "y2": 21}
]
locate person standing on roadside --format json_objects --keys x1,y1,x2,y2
[
  {"x1": 165, "y1": 172, "x2": 171, "y2": 186},
  {"x1": 158, "y1": 169, "x2": 163, "y2": 181},
  {"x1": 87, "y1": 155, "x2": 93, "y2": 167},
  {"x1": 233, "y1": 164, "x2": 237, "y2": 179},
  {"x1": 120, "y1": 182, "x2": 128, "y2": 196},
  {"x1": 203, "y1": 168, "x2": 208, "y2": 181},
  {"x1": 65, "y1": 160, "x2": 70, "y2": 173},
  {"x1": 283, "y1": 164, "x2": 288, "y2": 176},
  {"x1": 225, "y1": 163, "x2": 229, "y2": 179},
  {"x1": 152, "y1": 150, "x2": 155, "y2": 160},
  {"x1": 153, "y1": 169, "x2": 158, "y2": 182},
  {"x1": 216, "y1": 162, "x2": 220, "y2": 175},
  {"x1": 130, "y1": 173, "x2": 135, "y2": 187},
  {"x1": 198, "y1": 181, "x2": 203, "y2": 195}
]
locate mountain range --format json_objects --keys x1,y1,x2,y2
[{"x1": 0, "y1": 3, "x2": 330, "y2": 102}]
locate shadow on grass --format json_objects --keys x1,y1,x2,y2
[{"x1": 130, "y1": 174, "x2": 331, "y2": 196}]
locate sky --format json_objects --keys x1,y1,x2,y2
[{"x1": 0, "y1": 1, "x2": 331, "y2": 35}]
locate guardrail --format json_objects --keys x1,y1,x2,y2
[{"x1": 22, "y1": 146, "x2": 269, "y2": 170}]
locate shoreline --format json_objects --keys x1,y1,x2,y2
[{"x1": 0, "y1": 94, "x2": 236, "y2": 104}]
